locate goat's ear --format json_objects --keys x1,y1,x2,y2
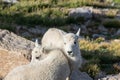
[
  {"x1": 76, "y1": 28, "x2": 81, "y2": 36},
  {"x1": 35, "y1": 39, "x2": 40, "y2": 47}
]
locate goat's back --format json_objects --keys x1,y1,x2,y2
[
  {"x1": 41, "y1": 28, "x2": 66, "y2": 50},
  {"x1": 4, "y1": 49, "x2": 70, "y2": 80}
]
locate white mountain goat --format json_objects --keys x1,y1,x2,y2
[
  {"x1": 3, "y1": 46, "x2": 70, "y2": 80},
  {"x1": 30, "y1": 39, "x2": 46, "y2": 63},
  {"x1": 41, "y1": 28, "x2": 82, "y2": 69}
]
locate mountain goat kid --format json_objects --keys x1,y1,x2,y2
[
  {"x1": 30, "y1": 39, "x2": 47, "y2": 63},
  {"x1": 3, "y1": 43, "x2": 70, "y2": 80},
  {"x1": 41, "y1": 28, "x2": 82, "y2": 69}
]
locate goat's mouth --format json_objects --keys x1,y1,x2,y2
[
  {"x1": 35, "y1": 55, "x2": 41, "y2": 60},
  {"x1": 67, "y1": 52, "x2": 74, "y2": 57}
]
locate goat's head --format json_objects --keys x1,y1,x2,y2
[
  {"x1": 62, "y1": 28, "x2": 81, "y2": 56},
  {"x1": 32, "y1": 39, "x2": 42, "y2": 60}
]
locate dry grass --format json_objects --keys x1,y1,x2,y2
[
  {"x1": 0, "y1": 49, "x2": 29, "y2": 79},
  {"x1": 80, "y1": 39, "x2": 120, "y2": 77}
]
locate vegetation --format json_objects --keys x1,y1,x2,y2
[
  {"x1": 80, "y1": 39, "x2": 120, "y2": 78},
  {"x1": 0, "y1": 0, "x2": 85, "y2": 28},
  {"x1": 114, "y1": 0, "x2": 120, "y2": 3},
  {"x1": 0, "y1": 0, "x2": 119, "y2": 31},
  {"x1": 103, "y1": 19, "x2": 120, "y2": 28}
]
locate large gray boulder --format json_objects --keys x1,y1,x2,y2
[
  {"x1": 0, "y1": 49, "x2": 29, "y2": 79},
  {"x1": 70, "y1": 69, "x2": 93, "y2": 80},
  {"x1": 69, "y1": 7, "x2": 92, "y2": 20},
  {"x1": 0, "y1": 29, "x2": 34, "y2": 60}
]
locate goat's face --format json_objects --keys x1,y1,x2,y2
[
  {"x1": 63, "y1": 28, "x2": 80, "y2": 57},
  {"x1": 32, "y1": 45, "x2": 42, "y2": 60},
  {"x1": 32, "y1": 39, "x2": 42, "y2": 60}
]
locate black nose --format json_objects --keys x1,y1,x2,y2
[{"x1": 68, "y1": 51, "x2": 72, "y2": 55}]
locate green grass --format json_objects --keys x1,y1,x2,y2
[
  {"x1": 114, "y1": 0, "x2": 120, "y2": 3},
  {"x1": 0, "y1": 25, "x2": 15, "y2": 32}
]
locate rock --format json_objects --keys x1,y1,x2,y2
[
  {"x1": 28, "y1": 26, "x2": 47, "y2": 35},
  {"x1": 81, "y1": 25, "x2": 88, "y2": 34},
  {"x1": 15, "y1": 26, "x2": 21, "y2": 35},
  {"x1": 70, "y1": 69, "x2": 93, "y2": 80},
  {"x1": 0, "y1": 29, "x2": 34, "y2": 60},
  {"x1": 98, "y1": 73, "x2": 120, "y2": 80},
  {"x1": 21, "y1": 32, "x2": 32, "y2": 38},
  {"x1": 95, "y1": 71, "x2": 106, "y2": 80},
  {"x1": 69, "y1": 7, "x2": 92, "y2": 20},
  {"x1": 68, "y1": 24, "x2": 80, "y2": 32},
  {"x1": 115, "y1": 14, "x2": 120, "y2": 19},
  {"x1": 115, "y1": 29, "x2": 120, "y2": 35},
  {"x1": 28, "y1": 28, "x2": 41, "y2": 35},
  {"x1": 98, "y1": 25, "x2": 108, "y2": 34},
  {"x1": 72, "y1": 25, "x2": 80, "y2": 31},
  {"x1": 2, "y1": 0, "x2": 18, "y2": 4},
  {"x1": 0, "y1": 49, "x2": 29, "y2": 78},
  {"x1": 92, "y1": 34, "x2": 106, "y2": 39}
]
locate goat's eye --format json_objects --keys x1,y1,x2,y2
[{"x1": 74, "y1": 42, "x2": 76, "y2": 44}]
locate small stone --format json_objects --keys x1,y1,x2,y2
[
  {"x1": 115, "y1": 14, "x2": 120, "y2": 19},
  {"x1": 70, "y1": 69, "x2": 93, "y2": 80},
  {"x1": 21, "y1": 32, "x2": 32, "y2": 38},
  {"x1": 115, "y1": 29, "x2": 120, "y2": 35},
  {"x1": 95, "y1": 71, "x2": 106, "y2": 80},
  {"x1": 28, "y1": 26, "x2": 47, "y2": 35},
  {"x1": 98, "y1": 25, "x2": 108, "y2": 33},
  {"x1": 92, "y1": 34, "x2": 106, "y2": 39}
]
